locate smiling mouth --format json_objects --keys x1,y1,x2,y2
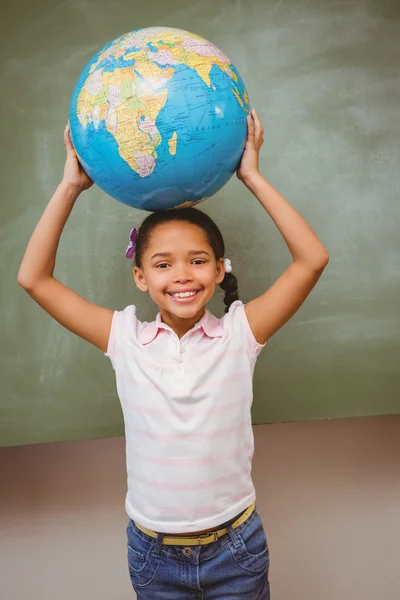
[
  {"x1": 167, "y1": 290, "x2": 200, "y2": 300},
  {"x1": 168, "y1": 290, "x2": 199, "y2": 298}
]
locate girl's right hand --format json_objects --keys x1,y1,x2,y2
[{"x1": 62, "y1": 123, "x2": 93, "y2": 192}]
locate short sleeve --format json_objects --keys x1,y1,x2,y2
[
  {"x1": 222, "y1": 300, "x2": 266, "y2": 362},
  {"x1": 104, "y1": 305, "x2": 139, "y2": 369}
]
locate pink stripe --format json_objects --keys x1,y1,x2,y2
[
  {"x1": 116, "y1": 375, "x2": 159, "y2": 393},
  {"x1": 132, "y1": 466, "x2": 251, "y2": 492},
  {"x1": 128, "y1": 440, "x2": 249, "y2": 467},
  {"x1": 115, "y1": 369, "x2": 250, "y2": 395},
  {"x1": 125, "y1": 395, "x2": 249, "y2": 416},
  {"x1": 127, "y1": 420, "x2": 246, "y2": 442},
  {"x1": 112, "y1": 344, "x2": 246, "y2": 365},
  {"x1": 131, "y1": 490, "x2": 256, "y2": 519},
  {"x1": 191, "y1": 371, "x2": 250, "y2": 395}
]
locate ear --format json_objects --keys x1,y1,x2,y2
[
  {"x1": 215, "y1": 258, "x2": 225, "y2": 285},
  {"x1": 133, "y1": 266, "x2": 148, "y2": 292}
]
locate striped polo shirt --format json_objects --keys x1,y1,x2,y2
[{"x1": 106, "y1": 300, "x2": 265, "y2": 534}]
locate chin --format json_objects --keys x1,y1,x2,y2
[
  {"x1": 172, "y1": 304, "x2": 204, "y2": 317},
  {"x1": 166, "y1": 297, "x2": 207, "y2": 318}
]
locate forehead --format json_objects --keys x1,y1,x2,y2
[{"x1": 147, "y1": 221, "x2": 210, "y2": 250}]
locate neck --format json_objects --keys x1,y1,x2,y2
[{"x1": 159, "y1": 307, "x2": 206, "y2": 338}]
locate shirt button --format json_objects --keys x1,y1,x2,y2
[{"x1": 182, "y1": 547, "x2": 193, "y2": 556}]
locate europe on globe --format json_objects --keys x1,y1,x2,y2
[{"x1": 69, "y1": 27, "x2": 250, "y2": 211}]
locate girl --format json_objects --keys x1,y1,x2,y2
[{"x1": 18, "y1": 109, "x2": 329, "y2": 599}]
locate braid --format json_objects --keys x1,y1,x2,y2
[{"x1": 219, "y1": 272, "x2": 239, "y2": 314}]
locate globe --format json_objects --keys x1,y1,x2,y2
[{"x1": 69, "y1": 27, "x2": 250, "y2": 211}]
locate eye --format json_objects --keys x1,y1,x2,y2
[
  {"x1": 192, "y1": 259, "x2": 206, "y2": 265},
  {"x1": 156, "y1": 262, "x2": 170, "y2": 269}
]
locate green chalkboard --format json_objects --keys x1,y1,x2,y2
[{"x1": 1, "y1": 0, "x2": 399, "y2": 447}]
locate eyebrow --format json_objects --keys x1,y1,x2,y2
[{"x1": 150, "y1": 250, "x2": 211, "y2": 260}]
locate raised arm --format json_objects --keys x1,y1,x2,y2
[
  {"x1": 17, "y1": 125, "x2": 113, "y2": 352},
  {"x1": 238, "y1": 109, "x2": 330, "y2": 345}
]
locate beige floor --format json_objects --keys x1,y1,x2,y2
[{"x1": 0, "y1": 414, "x2": 399, "y2": 599}]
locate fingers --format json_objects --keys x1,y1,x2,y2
[
  {"x1": 247, "y1": 112, "x2": 255, "y2": 140},
  {"x1": 251, "y1": 108, "x2": 264, "y2": 146},
  {"x1": 251, "y1": 108, "x2": 263, "y2": 128},
  {"x1": 64, "y1": 123, "x2": 71, "y2": 146},
  {"x1": 64, "y1": 122, "x2": 77, "y2": 155}
]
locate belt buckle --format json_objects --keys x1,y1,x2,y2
[{"x1": 197, "y1": 530, "x2": 219, "y2": 545}]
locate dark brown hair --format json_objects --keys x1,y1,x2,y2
[{"x1": 134, "y1": 208, "x2": 239, "y2": 313}]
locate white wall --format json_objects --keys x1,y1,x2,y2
[{"x1": 1, "y1": 415, "x2": 399, "y2": 600}]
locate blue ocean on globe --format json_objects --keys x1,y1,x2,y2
[{"x1": 69, "y1": 27, "x2": 250, "y2": 211}]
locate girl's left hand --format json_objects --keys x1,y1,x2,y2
[{"x1": 237, "y1": 108, "x2": 264, "y2": 183}]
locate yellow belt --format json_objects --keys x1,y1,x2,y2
[{"x1": 134, "y1": 502, "x2": 256, "y2": 546}]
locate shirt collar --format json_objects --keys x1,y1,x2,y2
[{"x1": 138, "y1": 309, "x2": 224, "y2": 345}]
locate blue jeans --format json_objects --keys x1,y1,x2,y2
[{"x1": 126, "y1": 506, "x2": 270, "y2": 599}]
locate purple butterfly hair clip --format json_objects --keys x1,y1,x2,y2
[{"x1": 125, "y1": 228, "x2": 138, "y2": 259}]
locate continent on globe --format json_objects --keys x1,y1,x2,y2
[
  {"x1": 69, "y1": 27, "x2": 250, "y2": 211},
  {"x1": 168, "y1": 132, "x2": 178, "y2": 156}
]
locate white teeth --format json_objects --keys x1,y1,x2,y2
[{"x1": 170, "y1": 291, "x2": 197, "y2": 298}]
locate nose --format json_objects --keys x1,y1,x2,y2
[{"x1": 173, "y1": 264, "x2": 194, "y2": 283}]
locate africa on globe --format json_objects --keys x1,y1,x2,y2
[{"x1": 69, "y1": 27, "x2": 250, "y2": 211}]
